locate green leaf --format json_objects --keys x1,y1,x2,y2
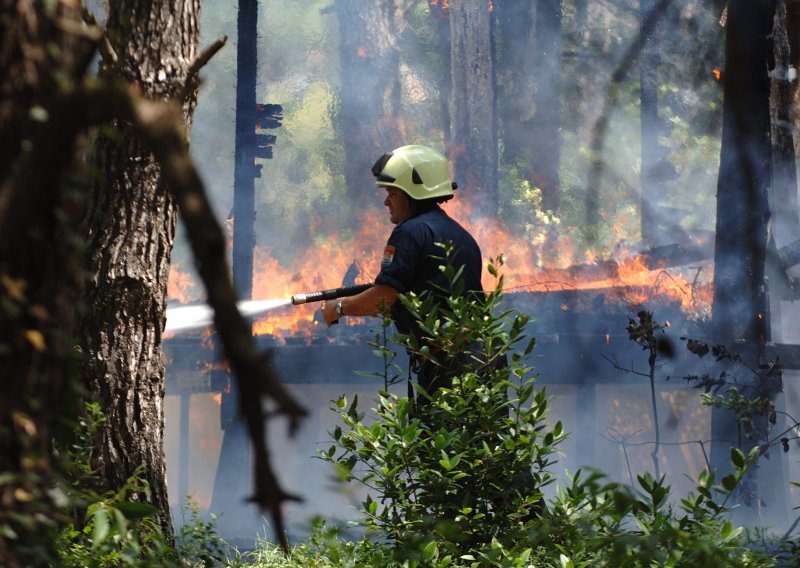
[
  {"x1": 115, "y1": 500, "x2": 158, "y2": 520},
  {"x1": 91, "y1": 505, "x2": 109, "y2": 548},
  {"x1": 402, "y1": 427, "x2": 418, "y2": 445},
  {"x1": 730, "y1": 447, "x2": 745, "y2": 469},
  {"x1": 721, "y1": 474, "x2": 737, "y2": 492},
  {"x1": 422, "y1": 540, "x2": 437, "y2": 562},
  {"x1": 347, "y1": 394, "x2": 359, "y2": 420},
  {"x1": 524, "y1": 337, "x2": 536, "y2": 355}
]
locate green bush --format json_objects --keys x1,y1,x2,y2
[
  {"x1": 317, "y1": 245, "x2": 784, "y2": 567},
  {"x1": 537, "y1": 451, "x2": 774, "y2": 567},
  {"x1": 55, "y1": 402, "x2": 229, "y2": 567},
  {"x1": 322, "y1": 247, "x2": 566, "y2": 563}
]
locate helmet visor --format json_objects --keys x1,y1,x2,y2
[{"x1": 371, "y1": 153, "x2": 396, "y2": 183}]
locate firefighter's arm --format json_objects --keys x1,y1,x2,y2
[{"x1": 321, "y1": 284, "x2": 398, "y2": 326}]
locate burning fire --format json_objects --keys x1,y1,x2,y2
[
  {"x1": 168, "y1": 262, "x2": 197, "y2": 304},
  {"x1": 168, "y1": 188, "x2": 713, "y2": 340}
]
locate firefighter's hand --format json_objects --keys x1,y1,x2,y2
[{"x1": 321, "y1": 301, "x2": 339, "y2": 326}]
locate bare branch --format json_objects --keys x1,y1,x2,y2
[
  {"x1": 132, "y1": 96, "x2": 306, "y2": 551},
  {"x1": 81, "y1": 9, "x2": 117, "y2": 66},
  {"x1": 180, "y1": 36, "x2": 228, "y2": 102}
]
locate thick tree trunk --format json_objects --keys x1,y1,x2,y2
[
  {"x1": 772, "y1": 0, "x2": 800, "y2": 247},
  {"x1": 0, "y1": 0, "x2": 95, "y2": 563},
  {"x1": 80, "y1": 0, "x2": 200, "y2": 535},
  {"x1": 531, "y1": 0, "x2": 563, "y2": 214},
  {"x1": 639, "y1": 0, "x2": 663, "y2": 246},
  {"x1": 336, "y1": 0, "x2": 405, "y2": 214},
  {"x1": 429, "y1": 0, "x2": 453, "y2": 146},
  {"x1": 712, "y1": 0, "x2": 774, "y2": 365},
  {"x1": 710, "y1": 0, "x2": 775, "y2": 488},
  {"x1": 450, "y1": 0, "x2": 498, "y2": 213},
  {"x1": 495, "y1": 2, "x2": 537, "y2": 180}
]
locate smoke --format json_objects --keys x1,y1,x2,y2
[{"x1": 165, "y1": 0, "x2": 800, "y2": 542}]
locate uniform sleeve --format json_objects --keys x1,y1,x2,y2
[{"x1": 374, "y1": 222, "x2": 427, "y2": 293}]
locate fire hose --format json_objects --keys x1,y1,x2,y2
[{"x1": 290, "y1": 282, "x2": 374, "y2": 305}]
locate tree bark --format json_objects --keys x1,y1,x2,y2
[
  {"x1": 0, "y1": 0, "x2": 97, "y2": 563},
  {"x1": 710, "y1": 0, "x2": 775, "y2": 485},
  {"x1": 495, "y1": 1, "x2": 536, "y2": 179},
  {"x1": 639, "y1": 0, "x2": 663, "y2": 246},
  {"x1": 336, "y1": 0, "x2": 405, "y2": 214},
  {"x1": 771, "y1": 0, "x2": 800, "y2": 248},
  {"x1": 450, "y1": 0, "x2": 498, "y2": 213},
  {"x1": 531, "y1": 0, "x2": 563, "y2": 214},
  {"x1": 80, "y1": 0, "x2": 200, "y2": 535}
]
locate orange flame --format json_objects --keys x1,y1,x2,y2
[
  {"x1": 712, "y1": 68, "x2": 722, "y2": 81},
  {"x1": 167, "y1": 263, "x2": 197, "y2": 304},
  {"x1": 168, "y1": 190, "x2": 713, "y2": 339}
]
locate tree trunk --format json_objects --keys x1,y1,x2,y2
[
  {"x1": 710, "y1": 0, "x2": 775, "y2": 484},
  {"x1": 80, "y1": 0, "x2": 200, "y2": 535},
  {"x1": 0, "y1": 0, "x2": 96, "y2": 563},
  {"x1": 429, "y1": 0, "x2": 453, "y2": 147},
  {"x1": 772, "y1": 0, "x2": 800, "y2": 247},
  {"x1": 495, "y1": 1, "x2": 536, "y2": 181},
  {"x1": 450, "y1": 0, "x2": 498, "y2": 213},
  {"x1": 531, "y1": 0, "x2": 563, "y2": 214},
  {"x1": 639, "y1": 0, "x2": 663, "y2": 246},
  {"x1": 336, "y1": 0, "x2": 405, "y2": 214}
]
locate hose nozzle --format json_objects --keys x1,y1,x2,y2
[
  {"x1": 289, "y1": 283, "x2": 374, "y2": 306},
  {"x1": 290, "y1": 293, "x2": 310, "y2": 305}
]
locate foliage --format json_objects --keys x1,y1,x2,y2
[
  {"x1": 537, "y1": 449, "x2": 773, "y2": 568},
  {"x1": 312, "y1": 252, "x2": 792, "y2": 566},
  {"x1": 498, "y1": 164, "x2": 561, "y2": 258},
  {"x1": 321, "y1": 247, "x2": 565, "y2": 561},
  {"x1": 55, "y1": 403, "x2": 229, "y2": 567},
  {"x1": 227, "y1": 520, "x2": 395, "y2": 567},
  {"x1": 175, "y1": 498, "x2": 229, "y2": 567},
  {"x1": 680, "y1": 337, "x2": 781, "y2": 444}
]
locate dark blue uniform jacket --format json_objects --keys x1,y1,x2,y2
[{"x1": 374, "y1": 207, "x2": 482, "y2": 338}]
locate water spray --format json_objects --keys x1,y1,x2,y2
[
  {"x1": 165, "y1": 298, "x2": 292, "y2": 333},
  {"x1": 165, "y1": 284, "x2": 374, "y2": 333}
]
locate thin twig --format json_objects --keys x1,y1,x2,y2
[
  {"x1": 81, "y1": 9, "x2": 118, "y2": 66},
  {"x1": 180, "y1": 36, "x2": 228, "y2": 101}
]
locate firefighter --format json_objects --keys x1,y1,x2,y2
[{"x1": 321, "y1": 144, "x2": 484, "y2": 398}]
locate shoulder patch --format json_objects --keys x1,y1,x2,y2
[{"x1": 381, "y1": 245, "x2": 395, "y2": 267}]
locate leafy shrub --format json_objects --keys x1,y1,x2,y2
[
  {"x1": 175, "y1": 498, "x2": 229, "y2": 566},
  {"x1": 537, "y1": 450, "x2": 774, "y2": 568},
  {"x1": 228, "y1": 519, "x2": 395, "y2": 567},
  {"x1": 317, "y1": 247, "x2": 786, "y2": 567},
  {"x1": 322, "y1": 249, "x2": 566, "y2": 562},
  {"x1": 56, "y1": 402, "x2": 230, "y2": 567}
]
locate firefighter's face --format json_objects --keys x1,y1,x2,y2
[{"x1": 384, "y1": 187, "x2": 412, "y2": 225}]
